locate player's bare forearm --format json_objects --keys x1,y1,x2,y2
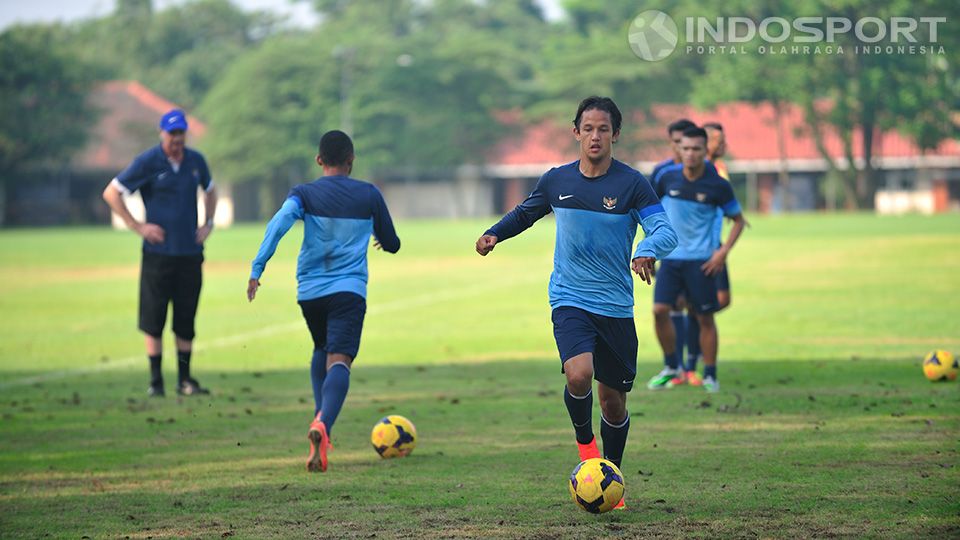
[
  {"x1": 703, "y1": 214, "x2": 745, "y2": 275},
  {"x1": 722, "y1": 214, "x2": 746, "y2": 253},
  {"x1": 103, "y1": 183, "x2": 165, "y2": 243}
]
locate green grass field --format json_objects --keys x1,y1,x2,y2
[{"x1": 1, "y1": 213, "x2": 958, "y2": 538}]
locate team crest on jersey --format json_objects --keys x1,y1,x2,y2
[
  {"x1": 602, "y1": 196, "x2": 617, "y2": 210},
  {"x1": 193, "y1": 169, "x2": 200, "y2": 181},
  {"x1": 696, "y1": 192, "x2": 707, "y2": 202}
]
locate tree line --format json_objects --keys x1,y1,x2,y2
[{"x1": 1, "y1": 0, "x2": 956, "y2": 213}]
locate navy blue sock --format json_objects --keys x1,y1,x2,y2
[
  {"x1": 319, "y1": 363, "x2": 351, "y2": 435},
  {"x1": 148, "y1": 354, "x2": 162, "y2": 386},
  {"x1": 663, "y1": 351, "x2": 680, "y2": 370},
  {"x1": 176, "y1": 350, "x2": 191, "y2": 384},
  {"x1": 686, "y1": 315, "x2": 701, "y2": 371},
  {"x1": 310, "y1": 350, "x2": 327, "y2": 416},
  {"x1": 600, "y1": 413, "x2": 630, "y2": 469},
  {"x1": 563, "y1": 386, "x2": 594, "y2": 445},
  {"x1": 669, "y1": 311, "x2": 686, "y2": 363},
  {"x1": 704, "y1": 364, "x2": 717, "y2": 380}
]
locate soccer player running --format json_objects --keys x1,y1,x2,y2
[
  {"x1": 476, "y1": 96, "x2": 677, "y2": 509},
  {"x1": 648, "y1": 126, "x2": 746, "y2": 393},
  {"x1": 102, "y1": 109, "x2": 218, "y2": 397},
  {"x1": 247, "y1": 130, "x2": 400, "y2": 473},
  {"x1": 680, "y1": 121, "x2": 734, "y2": 382}
]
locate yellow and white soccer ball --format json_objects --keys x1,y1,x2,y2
[
  {"x1": 923, "y1": 350, "x2": 958, "y2": 382},
  {"x1": 568, "y1": 458, "x2": 625, "y2": 514},
  {"x1": 371, "y1": 415, "x2": 417, "y2": 458}
]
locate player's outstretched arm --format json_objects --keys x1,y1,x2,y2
[
  {"x1": 249, "y1": 197, "x2": 302, "y2": 300},
  {"x1": 476, "y1": 234, "x2": 498, "y2": 256}
]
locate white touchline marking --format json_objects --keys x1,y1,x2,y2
[{"x1": 0, "y1": 275, "x2": 544, "y2": 389}]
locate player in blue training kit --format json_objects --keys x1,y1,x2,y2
[
  {"x1": 476, "y1": 97, "x2": 677, "y2": 509},
  {"x1": 247, "y1": 130, "x2": 400, "y2": 472},
  {"x1": 649, "y1": 119, "x2": 698, "y2": 383},
  {"x1": 681, "y1": 122, "x2": 734, "y2": 383},
  {"x1": 102, "y1": 109, "x2": 218, "y2": 398},
  {"x1": 647, "y1": 126, "x2": 746, "y2": 393}
]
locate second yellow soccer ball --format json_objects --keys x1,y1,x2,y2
[
  {"x1": 923, "y1": 350, "x2": 958, "y2": 382},
  {"x1": 371, "y1": 415, "x2": 417, "y2": 458}
]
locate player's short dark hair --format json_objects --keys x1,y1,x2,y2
[
  {"x1": 703, "y1": 121, "x2": 723, "y2": 131},
  {"x1": 681, "y1": 126, "x2": 708, "y2": 144},
  {"x1": 573, "y1": 96, "x2": 622, "y2": 133},
  {"x1": 667, "y1": 118, "x2": 697, "y2": 135},
  {"x1": 318, "y1": 130, "x2": 354, "y2": 166}
]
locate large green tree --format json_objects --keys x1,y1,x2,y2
[
  {"x1": 200, "y1": 0, "x2": 547, "y2": 211},
  {"x1": 199, "y1": 35, "x2": 340, "y2": 216},
  {"x1": 0, "y1": 25, "x2": 97, "y2": 180},
  {"x1": 67, "y1": 0, "x2": 278, "y2": 109},
  {"x1": 692, "y1": 0, "x2": 959, "y2": 208}
]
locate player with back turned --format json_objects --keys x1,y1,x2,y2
[{"x1": 247, "y1": 130, "x2": 400, "y2": 473}]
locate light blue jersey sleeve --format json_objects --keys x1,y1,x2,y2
[
  {"x1": 250, "y1": 196, "x2": 304, "y2": 280},
  {"x1": 628, "y1": 176, "x2": 677, "y2": 260},
  {"x1": 634, "y1": 211, "x2": 677, "y2": 260}
]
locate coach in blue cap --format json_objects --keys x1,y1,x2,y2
[{"x1": 102, "y1": 108, "x2": 218, "y2": 397}]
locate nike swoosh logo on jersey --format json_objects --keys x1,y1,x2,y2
[
  {"x1": 559, "y1": 194, "x2": 574, "y2": 200},
  {"x1": 669, "y1": 190, "x2": 680, "y2": 196}
]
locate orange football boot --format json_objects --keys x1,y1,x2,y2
[
  {"x1": 306, "y1": 414, "x2": 331, "y2": 472},
  {"x1": 577, "y1": 435, "x2": 601, "y2": 461}
]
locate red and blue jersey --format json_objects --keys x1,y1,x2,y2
[
  {"x1": 113, "y1": 145, "x2": 213, "y2": 256},
  {"x1": 652, "y1": 163, "x2": 741, "y2": 261},
  {"x1": 250, "y1": 176, "x2": 400, "y2": 301},
  {"x1": 486, "y1": 159, "x2": 677, "y2": 318}
]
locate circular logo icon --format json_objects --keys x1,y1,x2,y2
[{"x1": 628, "y1": 10, "x2": 678, "y2": 62}]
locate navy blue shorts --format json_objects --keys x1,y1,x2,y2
[
  {"x1": 552, "y1": 306, "x2": 638, "y2": 392},
  {"x1": 654, "y1": 259, "x2": 720, "y2": 313},
  {"x1": 298, "y1": 292, "x2": 366, "y2": 359},
  {"x1": 715, "y1": 264, "x2": 730, "y2": 292}
]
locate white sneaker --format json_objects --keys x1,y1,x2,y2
[{"x1": 703, "y1": 376, "x2": 720, "y2": 393}]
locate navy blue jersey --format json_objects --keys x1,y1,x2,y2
[
  {"x1": 114, "y1": 145, "x2": 213, "y2": 256},
  {"x1": 486, "y1": 159, "x2": 677, "y2": 318},
  {"x1": 654, "y1": 164, "x2": 741, "y2": 260},
  {"x1": 650, "y1": 158, "x2": 677, "y2": 184},
  {"x1": 251, "y1": 175, "x2": 400, "y2": 301}
]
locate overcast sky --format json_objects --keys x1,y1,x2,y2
[{"x1": 0, "y1": 0, "x2": 564, "y2": 29}]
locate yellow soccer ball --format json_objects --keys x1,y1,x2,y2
[
  {"x1": 371, "y1": 415, "x2": 417, "y2": 458},
  {"x1": 568, "y1": 458, "x2": 625, "y2": 514},
  {"x1": 923, "y1": 350, "x2": 958, "y2": 382}
]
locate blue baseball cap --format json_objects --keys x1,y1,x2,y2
[{"x1": 160, "y1": 109, "x2": 188, "y2": 132}]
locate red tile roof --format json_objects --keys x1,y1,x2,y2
[
  {"x1": 489, "y1": 101, "x2": 959, "y2": 170},
  {"x1": 75, "y1": 81, "x2": 207, "y2": 171}
]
